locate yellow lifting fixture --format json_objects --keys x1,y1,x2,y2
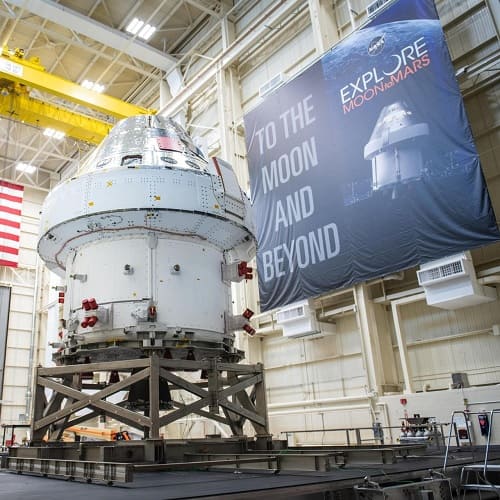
[{"x1": 0, "y1": 46, "x2": 156, "y2": 144}]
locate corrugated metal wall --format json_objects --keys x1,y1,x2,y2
[{"x1": 397, "y1": 298, "x2": 500, "y2": 390}]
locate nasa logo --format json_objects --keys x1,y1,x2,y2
[{"x1": 368, "y1": 35, "x2": 385, "y2": 56}]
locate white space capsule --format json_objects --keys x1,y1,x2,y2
[
  {"x1": 364, "y1": 101, "x2": 429, "y2": 198},
  {"x1": 38, "y1": 116, "x2": 256, "y2": 364}
]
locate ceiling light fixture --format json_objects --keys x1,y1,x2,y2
[
  {"x1": 126, "y1": 17, "x2": 156, "y2": 40},
  {"x1": 138, "y1": 24, "x2": 156, "y2": 40},
  {"x1": 44, "y1": 128, "x2": 65, "y2": 140},
  {"x1": 82, "y1": 79, "x2": 105, "y2": 93},
  {"x1": 126, "y1": 17, "x2": 144, "y2": 35},
  {"x1": 16, "y1": 162, "x2": 36, "y2": 174}
]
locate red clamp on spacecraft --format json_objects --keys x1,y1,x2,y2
[
  {"x1": 81, "y1": 298, "x2": 99, "y2": 328},
  {"x1": 238, "y1": 261, "x2": 253, "y2": 280},
  {"x1": 243, "y1": 324, "x2": 256, "y2": 336},
  {"x1": 221, "y1": 261, "x2": 254, "y2": 283},
  {"x1": 242, "y1": 308, "x2": 255, "y2": 335}
]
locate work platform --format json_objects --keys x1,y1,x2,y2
[
  {"x1": 6, "y1": 360, "x2": 500, "y2": 497},
  {"x1": 3, "y1": 441, "x2": 500, "y2": 498}
]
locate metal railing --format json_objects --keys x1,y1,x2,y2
[
  {"x1": 443, "y1": 410, "x2": 474, "y2": 472},
  {"x1": 282, "y1": 423, "x2": 448, "y2": 447},
  {"x1": 443, "y1": 409, "x2": 500, "y2": 474}
]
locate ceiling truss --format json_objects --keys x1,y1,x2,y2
[{"x1": 0, "y1": 0, "x2": 225, "y2": 186}]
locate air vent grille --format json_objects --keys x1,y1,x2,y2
[
  {"x1": 275, "y1": 299, "x2": 324, "y2": 338},
  {"x1": 259, "y1": 73, "x2": 285, "y2": 98},
  {"x1": 366, "y1": 0, "x2": 396, "y2": 17},
  {"x1": 276, "y1": 305, "x2": 305, "y2": 323},
  {"x1": 417, "y1": 259, "x2": 465, "y2": 285}
]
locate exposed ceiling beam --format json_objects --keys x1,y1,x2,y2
[
  {"x1": 184, "y1": 0, "x2": 219, "y2": 18},
  {"x1": 5, "y1": 0, "x2": 178, "y2": 71},
  {"x1": 0, "y1": 12, "x2": 158, "y2": 78},
  {"x1": 0, "y1": 153, "x2": 60, "y2": 176},
  {"x1": 0, "y1": 137, "x2": 77, "y2": 162},
  {"x1": 159, "y1": 0, "x2": 305, "y2": 117}
]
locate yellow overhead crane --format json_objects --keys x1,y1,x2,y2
[{"x1": 0, "y1": 46, "x2": 156, "y2": 144}]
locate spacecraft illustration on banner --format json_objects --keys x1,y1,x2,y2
[
  {"x1": 342, "y1": 100, "x2": 473, "y2": 206},
  {"x1": 364, "y1": 101, "x2": 429, "y2": 197}
]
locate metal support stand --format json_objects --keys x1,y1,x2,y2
[{"x1": 30, "y1": 357, "x2": 268, "y2": 443}]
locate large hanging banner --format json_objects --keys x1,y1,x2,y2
[{"x1": 244, "y1": 0, "x2": 500, "y2": 312}]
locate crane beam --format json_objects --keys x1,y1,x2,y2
[
  {"x1": 0, "y1": 90, "x2": 112, "y2": 145},
  {"x1": 0, "y1": 47, "x2": 154, "y2": 120}
]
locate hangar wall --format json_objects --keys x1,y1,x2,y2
[
  {"x1": 0, "y1": 187, "x2": 46, "y2": 428},
  {"x1": 172, "y1": 0, "x2": 500, "y2": 442},
  {"x1": 0, "y1": 0, "x2": 498, "y2": 444}
]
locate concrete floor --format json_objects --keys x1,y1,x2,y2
[
  {"x1": 1, "y1": 469, "x2": 359, "y2": 499},
  {"x1": 2, "y1": 447, "x2": 500, "y2": 499},
  {"x1": 0, "y1": 463, "x2": 456, "y2": 499}
]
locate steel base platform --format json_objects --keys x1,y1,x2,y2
[
  {"x1": 30, "y1": 358, "x2": 269, "y2": 442},
  {"x1": 4, "y1": 441, "x2": 500, "y2": 498}
]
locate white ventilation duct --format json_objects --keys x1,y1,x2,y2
[
  {"x1": 276, "y1": 299, "x2": 327, "y2": 338},
  {"x1": 417, "y1": 252, "x2": 497, "y2": 309}
]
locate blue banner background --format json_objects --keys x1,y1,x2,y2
[{"x1": 244, "y1": 0, "x2": 499, "y2": 312}]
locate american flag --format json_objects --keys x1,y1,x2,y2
[{"x1": 0, "y1": 180, "x2": 24, "y2": 267}]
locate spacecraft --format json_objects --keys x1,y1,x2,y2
[
  {"x1": 364, "y1": 101, "x2": 429, "y2": 198},
  {"x1": 38, "y1": 115, "x2": 256, "y2": 365}
]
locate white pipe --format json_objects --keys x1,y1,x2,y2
[
  {"x1": 268, "y1": 394, "x2": 373, "y2": 410},
  {"x1": 317, "y1": 304, "x2": 356, "y2": 320},
  {"x1": 390, "y1": 292, "x2": 426, "y2": 394},
  {"x1": 373, "y1": 286, "x2": 424, "y2": 304},
  {"x1": 314, "y1": 287, "x2": 355, "y2": 303},
  {"x1": 478, "y1": 275, "x2": 500, "y2": 285},
  {"x1": 353, "y1": 285, "x2": 378, "y2": 395},
  {"x1": 367, "y1": 271, "x2": 405, "y2": 287},
  {"x1": 255, "y1": 325, "x2": 282, "y2": 335},
  {"x1": 269, "y1": 404, "x2": 371, "y2": 417},
  {"x1": 346, "y1": 0, "x2": 356, "y2": 31},
  {"x1": 400, "y1": 327, "x2": 491, "y2": 348},
  {"x1": 478, "y1": 266, "x2": 500, "y2": 278},
  {"x1": 25, "y1": 256, "x2": 41, "y2": 420}
]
